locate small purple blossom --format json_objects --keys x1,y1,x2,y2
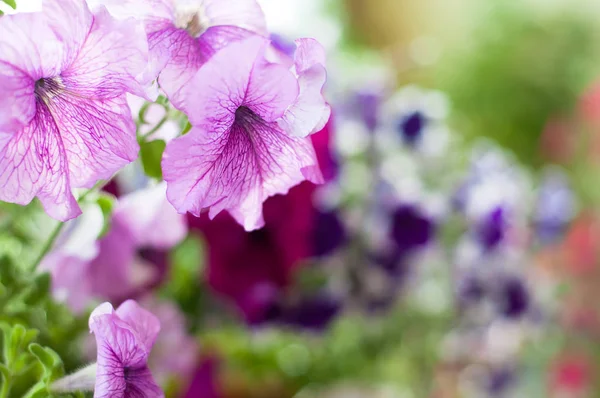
[
  {"x1": 0, "y1": 0, "x2": 154, "y2": 221},
  {"x1": 499, "y1": 277, "x2": 530, "y2": 319},
  {"x1": 89, "y1": 0, "x2": 268, "y2": 108},
  {"x1": 476, "y1": 206, "x2": 507, "y2": 250},
  {"x1": 390, "y1": 204, "x2": 435, "y2": 252},
  {"x1": 312, "y1": 208, "x2": 346, "y2": 257},
  {"x1": 163, "y1": 36, "x2": 330, "y2": 230},
  {"x1": 396, "y1": 110, "x2": 427, "y2": 146},
  {"x1": 89, "y1": 300, "x2": 163, "y2": 398}
]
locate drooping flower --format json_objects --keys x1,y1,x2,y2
[
  {"x1": 0, "y1": 0, "x2": 154, "y2": 221},
  {"x1": 88, "y1": 0, "x2": 268, "y2": 108},
  {"x1": 89, "y1": 300, "x2": 163, "y2": 398},
  {"x1": 163, "y1": 36, "x2": 330, "y2": 230}
]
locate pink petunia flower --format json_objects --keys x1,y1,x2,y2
[
  {"x1": 162, "y1": 36, "x2": 330, "y2": 230},
  {"x1": 89, "y1": 300, "x2": 163, "y2": 398},
  {"x1": 0, "y1": 0, "x2": 154, "y2": 221},
  {"x1": 88, "y1": 0, "x2": 268, "y2": 108},
  {"x1": 41, "y1": 182, "x2": 187, "y2": 311}
]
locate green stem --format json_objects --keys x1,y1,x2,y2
[
  {"x1": 141, "y1": 115, "x2": 168, "y2": 141},
  {"x1": 28, "y1": 221, "x2": 65, "y2": 274},
  {"x1": 0, "y1": 373, "x2": 10, "y2": 398},
  {"x1": 28, "y1": 181, "x2": 105, "y2": 273}
]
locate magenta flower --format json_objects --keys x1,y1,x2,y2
[
  {"x1": 163, "y1": 36, "x2": 330, "y2": 230},
  {"x1": 89, "y1": 300, "x2": 163, "y2": 398},
  {"x1": 89, "y1": 0, "x2": 267, "y2": 108},
  {"x1": 0, "y1": 0, "x2": 153, "y2": 221}
]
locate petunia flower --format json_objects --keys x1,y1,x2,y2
[
  {"x1": 88, "y1": 0, "x2": 268, "y2": 108},
  {"x1": 0, "y1": 0, "x2": 154, "y2": 221},
  {"x1": 89, "y1": 300, "x2": 163, "y2": 398},
  {"x1": 163, "y1": 36, "x2": 330, "y2": 230},
  {"x1": 41, "y1": 182, "x2": 187, "y2": 311}
]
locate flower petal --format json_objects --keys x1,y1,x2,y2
[
  {"x1": 62, "y1": 6, "x2": 155, "y2": 100},
  {"x1": 52, "y1": 94, "x2": 139, "y2": 189},
  {"x1": 0, "y1": 105, "x2": 80, "y2": 221},
  {"x1": 0, "y1": 6, "x2": 67, "y2": 80},
  {"x1": 116, "y1": 300, "x2": 161, "y2": 353},
  {"x1": 181, "y1": 35, "x2": 267, "y2": 127},
  {"x1": 163, "y1": 120, "x2": 323, "y2": 231},
  {"x1": 86, "y1": 0, "x2": 174, "y2": 22},
  {"x1": 293, "y1": 38, "x2": 327, "y2": 73},
  {"x1": 0, "y1": 66, "x2": 35, "y2": 133},
  {"x1": 201, "y1": 0, "x2": 267, "y2": 36},
  {"x1": 114, "y1": 183, "x2": 187, "y2": 249},
  {"x1": 154, "y1": 28, "x2": 204, "y2": 109},
  {"x1": 88, "y1": 222, "x2": 138, "y2": 300},
  {"x1": 246, "y1": 62, "x2": 299, "y2": 122},
  {"x1": 278, "y1": 39, "x2": 330, "y2": 138},
  {"x1": 91, "y1": 314, "x2": 147, "y2": 397}
]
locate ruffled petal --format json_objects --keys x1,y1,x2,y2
[
  {"x1": 163, "y1": 120, "x2": 323, "y2": 231},
  {"x1": 0, "y1": 105, "x2": 80, "y2": 221},
  {"x1": 292, "y1": 38, "x2": 327, "y2": 74},
  {"x1": 51, "y1": 94, "x2": 138, "y2": 188},
  {"x1": 62, "y1": 7, "x2": 155, "y2": 100},
  {"x1": 115, "y1": 300, "x2": 161, "y2": 353},
  {"x1": 278, "y1": 39, "x2": 330, "y2": 138}
]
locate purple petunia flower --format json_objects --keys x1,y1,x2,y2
[
  {"x1": 89, "y1": 300, "x2": 163, "y2": 398},
  {"x1": 88, "y1": 0, "x2": 268, "y2": 108},
  {"x1": 0, "y1": 0, "x2": 154, "y2": 221},
  {"x1": 163, "y1": 36, "x2": 330, "y2": 230}
]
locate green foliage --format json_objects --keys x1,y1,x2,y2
[
  {"x1": 95, "y1": 194, "x2": 115, "y2": 239},
  {"x1": 140, "y1": 139, "x2": 166, "y2": 180},
  {"x1": 0, "y1": 257, "x2": 86, "y2": 397},
  {"x1": 2, "y1": 0, "x2": 16, "y2": 9},
  {"x1": 159, "y1": 233, "x2": 207, "y2": 331},
  {"x1": 437, "y1": 1, "x2": 600, "y2": 167},
  {"x1": 203, "y1": 305, "x2": 451, "y2": 395}
]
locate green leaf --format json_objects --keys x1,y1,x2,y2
[
  {"x1": 96, "y1": 194, "x2": 115, "y2": 238},
  {"x1": 169, "y1": 234, "x2": 204, "y2": 280},
  {"x1": 29, "y1": 343, "x2": 64, "y2": 382},
  {"x1": 3, "y1": 0, "x2": 16, "y2": 10},
  {"x1": 140, "y1": 139, "x2": 166, "y2": 180},
  {"x1": 181, "y1": 120, "x2": 192, "y2": 135}
]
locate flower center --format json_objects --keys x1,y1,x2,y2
[
  {"x1": 234, "y1": 106, "x2": 262, "y2": 126},
  {"x1": 396, "y1": 110, "x2": 426, "y2": 145},
  {"x1": 34, "y1": 77, "x2": 64, "y2": 103},
  {"x1": 174, "y1": 4, "x2": 209, "y2": 38}
]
